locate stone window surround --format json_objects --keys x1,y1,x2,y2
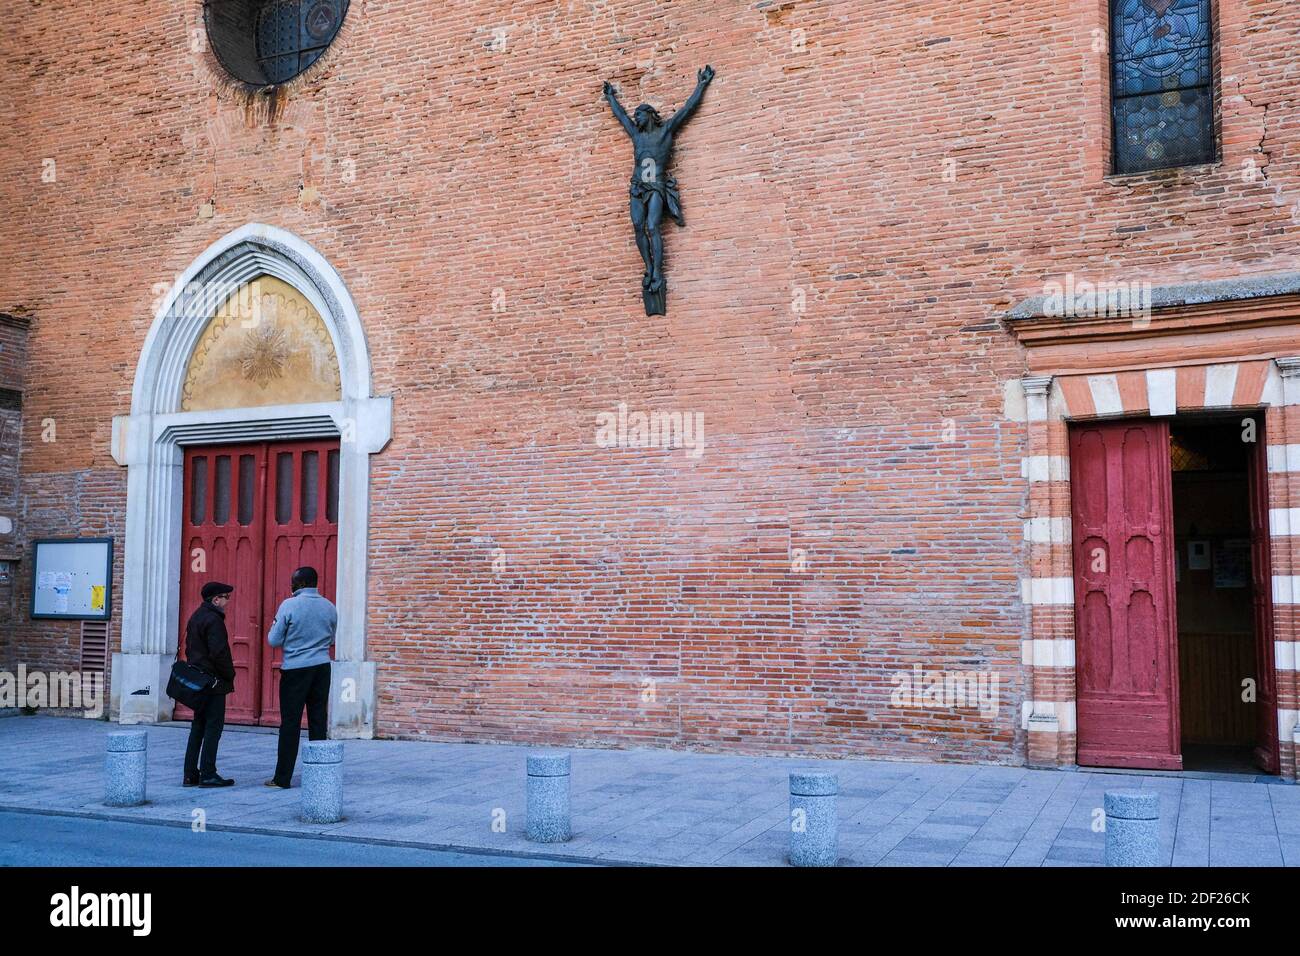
[{"x1": 109, "y1": 223, "x2": 390, "y2": 738}]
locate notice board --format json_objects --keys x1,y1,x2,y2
[{"x1": 30, "y1": 537, "x2": 113, "y2": 620}]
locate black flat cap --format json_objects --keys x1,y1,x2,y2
[{"x1": 201, "y1": 582, "x2": 234, "y2": 601}]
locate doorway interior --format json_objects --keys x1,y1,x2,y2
[{"x1": 1170, "y1": 414, "x2": 1277, "y2": 773}]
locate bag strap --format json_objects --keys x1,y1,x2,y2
[
  {"x1": 175, "y1": 614, "x2": 191, "y2": 663},
  {"x1": 176, "y1": 603, "x2": 205, "y2": 662}
]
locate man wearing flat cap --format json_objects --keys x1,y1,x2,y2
[{"x1": 182, "y1": 581, "x2": 238, "y2": 787}]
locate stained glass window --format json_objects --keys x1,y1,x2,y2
[
  {"x1": 205, "y1": 1, "x2": 349, "y2": 87},
  {"x1": 1111, "y1": 0, "x2": 1216, "y2": 174},
  {"x1": 256, "y1": 1, "x2": 348, "y2": 85}
]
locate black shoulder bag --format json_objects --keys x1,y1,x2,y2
[{"x1": 167, "y1": 641, "x2": 216, "y2": 709}]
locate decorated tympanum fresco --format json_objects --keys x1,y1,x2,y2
[{"x1": 181, "y1": 274, "x2": 341, "y2": 411}]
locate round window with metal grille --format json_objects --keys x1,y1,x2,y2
[{"x1": 204, "y1": 0, "x2": 348, "y2": 87}]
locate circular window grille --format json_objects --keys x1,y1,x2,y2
[{"x1": 204, "y1": 0, "x2": 349, "y2": 87}]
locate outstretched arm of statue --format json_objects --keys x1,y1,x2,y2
[
  {"x1": 665, "y1": 65, "x2": 714, "y2": 134},
  {"x1": 604, "y1": 81, "x2": 636, "y2": 137}
]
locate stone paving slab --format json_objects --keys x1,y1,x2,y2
[{"x1": 0, "y1": 715, "x2": 1292, "y2": 867}]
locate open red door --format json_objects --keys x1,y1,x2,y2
[
  {"x1": 1071, "y1": 419, "x2": 1182, "y2": 770},
  {"x1": 1247, "y1": 419, "x2": 1280, "y2": 773}
]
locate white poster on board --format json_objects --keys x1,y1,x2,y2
[{"x1": 30, "y1": 538, "x2": 113, "y2": 620}]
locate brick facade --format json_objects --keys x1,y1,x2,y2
[
  {"x1": 2, "y1": 2, "x2": 1299, "y2": 769},
  {"x1": 0, "y1": 314, "x2": 29, "y2": 675}
]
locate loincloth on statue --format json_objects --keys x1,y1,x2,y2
[{"x1": 629, "y1": 176, "x2": 685, "y2": 227}]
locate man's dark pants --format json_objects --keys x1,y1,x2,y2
[
  {"x1": 273, "y1": 662, "x2": 331, "y2": 786},
  {"x1": 184, "y1": 692, "x2": 226, "y2": 779}
]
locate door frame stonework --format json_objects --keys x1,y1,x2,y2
[
  {"x1": 1006, "y1": 275, "x2": 1300, "y2": 780},
  {"x1": 109, "y1": 223, "x2": 391, "y2": 738},
  {"x1": 1017, "y1": 363, "x2": 1298, "y2": 779}
]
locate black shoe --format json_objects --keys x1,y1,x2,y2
[
  {"x1": 199, "y1": 774, "x2": 234, "y2": 788},
  {"x1": 264, "y1": 778, "x2": 290, "y2": 789},
  {"x1": 183, "y1": 773, "x2": 201, "y2": 787}
]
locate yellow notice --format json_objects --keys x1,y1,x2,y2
[{"x1": 91, "y1": 585, "x2": 105, "y2": 611}]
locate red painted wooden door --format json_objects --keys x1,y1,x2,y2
[
  {"x1": 1070, "y1": 420, "x2": 1182, "y2": 770},
  {"x1": 177, "y1": 444, "x2": 269, "y2": 724},
  {"x1": 1246, "y1": 422, "x2": 1280, "y2": 773},
  {"x1": 176, "y1": 440, "x2": 339, "y2": 726},
  {"x1": 258, "y1": 442, "x2": 339, "y2": 726}
]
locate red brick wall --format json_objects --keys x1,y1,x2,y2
[
  {"x1": 0, "y1": 315, "x2": 29, "y2": 672},
  {"x1": 8, "y1": 471, "x2": 126, "y2": 680},
  {"x1": 2, "y1": 2, "x2": 1298, "y2": 761},
  {"x1": 0, "y1": 315, "x2": 28, "y2": 392}
]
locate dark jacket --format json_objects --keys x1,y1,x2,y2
[{"x1": 185, "y1": 601, "x2": 236, "y2": 694}]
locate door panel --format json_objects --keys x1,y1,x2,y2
[
  {"x1": 175, "y1": 439, "x2": 338, "y2": 726},
  {"x1": 1247, "y1": 421, "x2": 1281, "y2": 773},
  {"x1": 258, "y1": 441, "x2": 340, "y2": 727},
  {"x1": 1071, "y1": 420, "x2": 1182, "y2": 770},
  {"x1": 177, "y1": 444, "x2": 267, "y2": 725}
]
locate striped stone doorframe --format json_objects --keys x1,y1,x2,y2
[{"x1": 1019, "y1": 360, "x2": 1300, "y2": 780}]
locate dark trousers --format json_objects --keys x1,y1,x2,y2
[
  {"x1": 273, "y1": 662, "x2": 331, "y2": 786},
  {"x1": 183, "y1": 692, "x2": 226, "y2": 778}
]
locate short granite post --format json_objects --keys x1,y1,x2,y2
[
  {"x1": 789, "y1": 771, "x2": 838, "y2": 867},
  {"x1": 105, "y1": 730, "x2": 148, "y2": 807},
  {"x1": 1105, "y1": 790, "x2": 1160, "y2": 867},
  {"x1": 526, "y1": 752, "x2": 571, "y2": 843},
  {"x1": 301, "y1": 740, "x2": 344, "y2": 824}
]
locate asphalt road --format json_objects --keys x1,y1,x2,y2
[{"x1": 0, "y1": 810, "x2": 587, "y2": 867}]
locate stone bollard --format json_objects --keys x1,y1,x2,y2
[
  {"x1": 301, "y1": 740, "x2": 344, "y2": 824},
  {"x1": 789, "y1": 771, "x2": 838, "y2": 867},
  {"x1": 526, "y1": 752, "x2": 571, "y2": 843},
  {"x1": 1105, "y1": 790, "x2": 1160, "y2": 867},
  {"x1": 105, "y1": 730, "x2": 148, "y2": 807}
]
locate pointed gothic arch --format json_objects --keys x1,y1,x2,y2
[{"x1": 112, "y1": 224, "x2": 389, "y2": 737}]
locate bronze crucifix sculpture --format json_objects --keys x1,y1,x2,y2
[{"x1": 603, "y1": 65, "x2": 715, "y2": 315}]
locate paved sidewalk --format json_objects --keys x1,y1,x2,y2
[{"x1": 0, "y1": 716, "x2": 1295, "y2": 866}]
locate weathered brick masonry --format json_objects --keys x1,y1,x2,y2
[
  {"x1": 1, "y1": 2, "x2": 1298, "y2": 767},
  {"x1": 0, "y1": 314, "x2": 30, "y2": 673}
]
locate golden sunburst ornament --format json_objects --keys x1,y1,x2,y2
[{"x1": 238, "y1": 322, "x2": 290, "y2": 388}]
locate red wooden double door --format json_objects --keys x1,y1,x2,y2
[
  {"x1": 176, "y1": 440, "x2": 340, "y2": 726},
  {"x1": 1070, "y1": 419, "x2": 1279, "y2": 772}
]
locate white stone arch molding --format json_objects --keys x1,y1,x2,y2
[{"x1": 110, "y1": 223, "x2": 390, "y2": 737}]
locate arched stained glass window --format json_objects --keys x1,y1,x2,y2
[{"x1": 1111, "y1": 0, "x2": 1216, "y2": 174}]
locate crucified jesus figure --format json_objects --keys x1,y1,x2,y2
[{"x1": 604, "y1": 66, "x2": 715, "y2": 313}]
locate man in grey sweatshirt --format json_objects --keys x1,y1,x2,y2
[{"x1": 264, "y1": 566, "x2": 337, "y2": 788}]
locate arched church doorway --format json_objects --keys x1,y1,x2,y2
[{"x1": 111, "y1": 224, "x2": 390, "y2": 738}]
